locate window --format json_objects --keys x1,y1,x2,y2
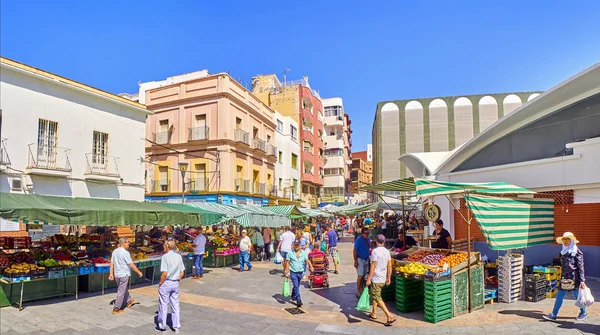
[
  {"x1": 235, "y1": 117, "x2": 242, "y2": 129},
  {"x1": 195, "y1": 115, "x2": 206, "y2": 127},
  {"x1": 194, "y1": 163, "x2": 207, "y2": 190},
  {"x1": 290, "y1": 125, "x2": 298, "y2": 141},
  {"x1": 278, "y1": 178, "x2": 283, "y2": 190},
  {"x1": 303, "y1": 141, "x2": 313, "y2": 153},
  {"x1": 291, "y1": 153, "x2": 298, "y2": 169},
  {"x1": 159, "y1": 119, "x2": 169, "y2": 132},
  {"x1": 278, "y1": 151, "x2": 283, "y2": 164},
  {"x1": 92, "y1": 131, "x2": 108, "y2": 166},
  {"x1": 37, "y1": 119, "x2": 58, "y2": 165},
  {"x1": 324, "y1": 105, "x2": 343, "y2": 117},
  {"x1": 159, "y1": 167, "x2": 168, "y2": 192},
  {"x1": 324, "y1": 148, "x2": 343, "y2": 156},
  {"x1": 292, "y1": 179, "x2": 298, "y2": 193},
  {"x1": 276, "y1": 120, "x2": 283, "y2": 132}
]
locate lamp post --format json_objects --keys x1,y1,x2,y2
[{"x1": 178, "y1": 162, "x2": 189, "y2": 204}]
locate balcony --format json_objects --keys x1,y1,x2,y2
[
  {"x1": 84, "y1": 153, "x2": 120, "y2": 183},
  {"x1": 268, "y1": 184, "x2": 277, "y2": 196},
  {"x1": 252, "y1": 182, "x2": 266, "y2": 195},
  {"x1": 150, "y1": 179, "x2": 170, "y2": 193},
  {"x1": 27, "y1": 144, "x2": 72, "y2": 177},
  {"x1": 323, "y1": 135, "x2": 344, "y2": 149},
  {"x1": 266, "y1": 144, "x2": 277, "y2": 157},
  {"x1": 153, "y1": 131, "x2": 171, "y2": 145},
  {"x1": 253, "y1": 138, "x2": 266, "y2": 152},
  {"x1": 0, "y1": 139, "x2": 11, "y2": 171},
  {"x1": 235, "y1": 178, "x2": 250, "y2": 193},
  {"x1": 188, "y1": 126, "x2": 210, "y2": 141},
  {"x1": 324, "y1": 115, "x2": 344, "y2": 127},
  {"x1": 190, "y1": 178, "x2": 209, "y2": 192},
  {"x1": 234, "y1": 129, "x2": 250, "y2": 145}
]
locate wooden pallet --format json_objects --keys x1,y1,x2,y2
[{"x1": 485, "y1": 289, "x2": 497, "y2": 304}]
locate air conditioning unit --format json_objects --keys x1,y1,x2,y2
[{"x1": 10, "y1": 178, "x2": 22, "y2": 191}]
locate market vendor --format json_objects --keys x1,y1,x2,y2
[
  {"x1": 145, "y1": 227, "x2": 165, "y2": 252},
  {"x1": 431, "y1": 219, "x2": 452, "y2": 249},
  {"x1": 227, "y1": 225, "x2": 235, "y2": 235},
  {"x1": 391, "y1": 231, "x2": 418, "y2": 251}
]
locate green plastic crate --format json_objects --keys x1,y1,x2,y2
[
  {"x1": 425, "y1": 290, "x2": 452, "y2": 301},
  {"x1": 137, "y1": 261, "x2": 152, "y2": 268},
  {"x1": 424, "y1": 281, "x2": 452, "y2": 290},
  {"x1": 63, "y1": 267, "x2": 77, "y2": 276},
  {"x1": 424, "y1": 299, "x2": 452, "y2": 310},
  {"x1": 396, "y1": 304, "x2": 424, "y2": 313},
  {"x1": 424, "y1": 309, "x2": 453, "y2": 323},
  {"x1": 150, "y1": 259, "x2": 161, "y2": 267}
]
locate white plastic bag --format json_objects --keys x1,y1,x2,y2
[
  {"x1": 575, "y1": 287, "x2": 594, "y2": 308},
  {"x1": 274, "y1": 251, "x2": 283, "y2": 265}
]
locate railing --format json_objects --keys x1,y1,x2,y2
[
  {"x1": 303, "y1": 147, "x2": 313, "y2": 154},
  {"x1": 303, "y1": 169, "x2": 314, "y2": 175},
  {"x1": 85, "y1": 153, "x2": 120, "y2": 177},
  {"x1": 190, "y1": 178, "x2": 209, "y2": 192},
  {"x1": 252, "y1": 182, "x2": 266, "y2": 195},
  {"x1": 235, "y1": 178, "x2": 250, "y2": 193},
  {"x1": 153, "y1": 131, "x2": 170, "y2": 145},
  {"x1": 28, "y1": 144, "x2": 72, "y2": 172},
  {"x1": 0, "y1": 139, "x2": 11, "y2": 166},
  {"x1": 188, "y1": 126, "x2": 210, "y2": 141},
  {"x1": 266, "y1": 144, "x2": 277, "y2": 157},
  {"x1": 234, "y1": 129, "x2": 250, "y2": 145},
  {"x1": 253, "y1": 138, "x2": 266, "y2": 152},
  {"x1": 268, "y1": 184, "x2": 277, "y2": 196},
  {"x1": 151, "y1": 179, "x2": 170, "y2": 193}
]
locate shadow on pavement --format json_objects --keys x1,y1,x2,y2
[{"x1": 498, "y1": 309, "x2": 546, "y2": 319}]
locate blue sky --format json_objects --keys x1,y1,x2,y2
[{"x1": 2, "y1": 1, "x2": 599, "y2": 152}]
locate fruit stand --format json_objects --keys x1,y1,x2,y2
[{"x1": 391, "y1": 246, "x2": 483, "y2": 323}]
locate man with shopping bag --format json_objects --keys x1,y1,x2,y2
[
  {"x1": 365, "y1": 234, "x2": 396, "y2": 326},
  {"x1": 284, "y1": 239, "x2": 314, "y2": 307}
]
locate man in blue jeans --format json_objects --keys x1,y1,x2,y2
[
  {"x1": 353, "y1": 227, "x2": 371, "y2": 298},
  {"x1": 239, "y1": 229, "x2": 253, "y2": 272},
  {"x1": 285, "y1": 239, "x2": 314, "y2": 307},
  {"x1": 192, "y1": 227, "x2": 207, "y2": 279}
]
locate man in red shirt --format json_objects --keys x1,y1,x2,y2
[{"x1": 308, "y1": 242, "x2": 329, "y2": 272}]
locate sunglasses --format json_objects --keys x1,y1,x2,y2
[{"x1": 562, "y1": 238, "x2": 571, "y2": 242}]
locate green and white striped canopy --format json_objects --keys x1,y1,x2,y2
[
  {"x1": 263, "y1": 205, "x2": 304, "y2": 218},
  {"x1": 326, "y1": 203, "x2": 380, "y2": 215},
  {"x1": 184, "y1": 203, "x2": 290, "y2": 228},
  {"x1": 415, "y1": 178, "x2": 535, "y2": 197},
  {"x1": 299, "y1": 208, "x2": 333, "y2": 218},
  {"x1": 466, "y1": 194, "x2": 555, "y2": 250},
  {"x1": 360, "y1": 178, "x2": 416, "y2": 192}
]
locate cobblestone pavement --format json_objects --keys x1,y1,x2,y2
[{"x1": 1, "y1": 236, "x2": 598, "y2": 334}]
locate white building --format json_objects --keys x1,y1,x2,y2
[
  {"x1": 0, "y1": 57, "x2": 150, "y2": 201},
  {"x1": 322, "y1": 97, "x2": 352, "y2": 205},
  {"x1": 400, "y1": 62, "x2": 600, "y2": 277},
  {"x1": 367, "y1": 144, "x2": 373, "y2": 162},
  {"x1": 273, "y1": 111, "x2": 301, "y2": 202}
]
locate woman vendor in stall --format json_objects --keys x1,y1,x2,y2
[
  {"x1": 431, "y1": 219, "x2": 452, "y2": 249},
  {"x1": 144, "y1": 227, "x2": 165, "y2": 252}
]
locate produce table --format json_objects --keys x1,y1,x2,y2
[{"x1": 1, "y1": 274, "x2": 78, "y2": 311}]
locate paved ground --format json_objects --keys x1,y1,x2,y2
[{"x1": 0, "y1": 236, "x2": 598, "y2": 334}]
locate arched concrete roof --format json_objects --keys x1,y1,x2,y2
[
  {"x1": 434, "y1": 62, "x2": 600, "y2": 175},
  {"x1": 399, "y1": 146, "x2": 463, "y2": 177}
]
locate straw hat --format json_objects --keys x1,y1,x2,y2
[{"x1": 556, "y1": 232, "x2": 579, "y2": 244}]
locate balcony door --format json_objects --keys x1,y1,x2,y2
[
  {"x1": 194, "y1": 163, "x2": 206, "y2": 191},
  {"x1": 92, "y1": 131, "x2": 108, "y2": 171},
  {"x1": 37, "y1": 119, "x2": 58, "y2": 168}
]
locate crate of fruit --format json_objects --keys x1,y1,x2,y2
[
  {"x1": 47, "y1": 269, "x2": 64, "y2": 279},
  {"x1": 63, "y1": 267, "x2": 78, "y2": 277},
  {"x1": 78, "y1": 266, "x2": 94, "y2": 275},
  {"x1": 94, "y1": 264, "x2": 110, "y2": 273}
]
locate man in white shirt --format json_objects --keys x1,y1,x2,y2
[
  {"x1": 192, "y1": 227, "x2": 207, "y2": 279},
  {"x1": 156, "y1": 240, "x2": 186, "y2": 333},
  {"x1": 277, "y1": 227, "x2": 296, "y2": 271},
  {"x1": 109, "y1": 237, "x2": 143, "y2": 315},
  {"x1": 366, "y1": 234, "x2": 396, "y2": 327},
  {"x1": 239, "y1": 230, "x2": 253, "y2": 272}
]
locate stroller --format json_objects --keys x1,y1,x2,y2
[{"x1": 308, "y1": 251, "x2": 329, "y2": 288}]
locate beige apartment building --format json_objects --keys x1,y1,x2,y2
[{"x1": 139, "y1": 71, "x2": 277, "y2": 205}]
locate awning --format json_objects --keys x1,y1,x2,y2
[
  {"x1": 299, "y1": 208, "x2": 333, "y2": 218},
  {"x1": 185, "y1": 203, "x2": 290, "y2": 228},
  {"x1": 263, "y1": 205, "x2": 304, "y2": 218},
  {"x1": 360, "y1": 177, "x2": 416, "y2": 192},
  {"x1": 414, "y1": 179, "x2": 535, "y2": 197},
  {"x1": 466, "y1": 194, "x2": 555, "y2": 250},
  {"x1": 159, "y1": 203, "x2": 224, "y2": 226},
  {"x1": 327, "y1": 203, "x2": 380, "y2": 215},
  {"x1": 0, "y1": 193, "x2": 201, "y2": 226}
]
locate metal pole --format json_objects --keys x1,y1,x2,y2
[
  {"x1": 466, "y1": 191, "x2": 472, "y2": 313},
  {"x1": 402, "y1": 196, "x2": 406, "y2": 244},
  {"x1": 181, "y1": 171, "x2": 186, "y2": 204}
]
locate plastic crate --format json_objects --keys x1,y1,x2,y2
[
  {"x1": 94, "y1": 265, "x2": 110, "y2": 273},
  {"x1": 525, "y1": 280, "x2": 546, "y2": 291},
  {"x1": 425, "y1": 291, "x2": 452, "y2": 303},
  {"x1": 78, "y1": 266, "x2": 94, "y2": 275},
  {"x1": 533, "y1": 266, "x2": 557, "y2": 273},
  {"x1": 424, "y1": 309, "x2": 453, "y2": 324},
  {"x1": 31, "y1": 269, "x2": 47, "y2": 279},
  {"x1": 47, "y1": 269, "x2": 65, "y2": 279},
  {"x1": 546, "y1": 289, "x2": 557, "y2": 299},
  {"x1": 137, "y1": 260, "x2": 152, "y2": 268},
  {"x1": 424, "y1": 279, "x2": 452, "y2": 288},
  {"x1": 150, "y1": 259, "x2": 161, "y2": 267},
  {"x1": 425, "y1": 298, "x2": 452, "y2": 310},
  {"x1": 63, "y1": 267, "x2": 78, "y2": 276}
]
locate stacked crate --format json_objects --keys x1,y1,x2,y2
[
  {"x1": 524, "y1": 274, "x2": 546, "y2": 302},
  {"x1": 395, "y1": 276, "x2": 424, "y2": 313},
  {"x1": 533, "y1": 266, "x2": 561, "y2": 298},
  {"x1": 498, "y1": 254, "x2": 524, "y2": 303},
  {"x1": 424, "y1": 279, "x2": 453, "y2": 323},
  {"x1": 381, "y1": 275, "x2": 396, "y2": 302}
]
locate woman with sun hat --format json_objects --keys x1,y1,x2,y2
[{"x1": 543, "y1": 232, "x2": 587, "y2": 322}]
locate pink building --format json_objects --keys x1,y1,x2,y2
[{"x1": 142, "y1": 72, "x2": 277, "y2": 205}]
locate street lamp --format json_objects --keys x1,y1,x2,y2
[{"x1": 178, "y1": 162, "x2": 189, "y2": 204}]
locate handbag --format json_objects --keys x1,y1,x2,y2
[{"x1": 560, "y1": 279, "x2": 576, "y2": 291}]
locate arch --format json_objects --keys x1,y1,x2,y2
[
  {"x1": 503, "y1": 94, "x2": 522, "y2": 115},
  {"x1": 528, "y1": 93, "x2": 541, "y2": 102},
  {"x1": 478, "y1": 95, "x2": 499, "y2": 131},
  {"x1": 380, "y1": 103, "x2": 401, "y2": 181},
  {"x1": 404, "y1": 101, "x2": 424, "y2": 154},
  {"x1": 429, "y1": 99, "x2": 449, "y2": 151},
  {"x1": 453, "y1": 97, "x2": 474, "y2": 147}
]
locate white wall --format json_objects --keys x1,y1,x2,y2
[
  {"x1": 274, "y1": 112, "x2": 300, "y2": 198},
  {"x1": 0, "y1": 64, "x2": 148, "y2": 201}
]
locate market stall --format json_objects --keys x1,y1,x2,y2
[
  {"x1": 360, "y1": 177, "x2": 552, "y2": 323},
  {"x1": 0, "y1": 193, "x2": 204, "y2": 309}
]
